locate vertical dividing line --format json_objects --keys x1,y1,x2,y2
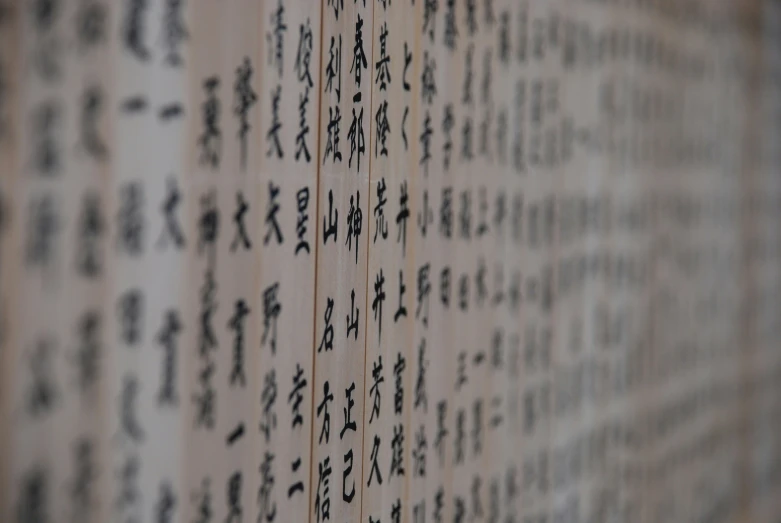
[
  {"x1": 357, "y1": 5, "x2": 378, "y2": 521},
  {"x1": 308, "y1": 1, "x2": 327, "y2": 521}
]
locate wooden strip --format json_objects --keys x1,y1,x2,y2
[{"x1": 310, "y1": 1, "x2": 375, "y2": 522}]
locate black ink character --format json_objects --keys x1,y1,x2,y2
[
  {"x1": 375, "y1": 22, "x2": 391, "y2": 91},
  {"x1": 295, "y1": 19, "x2": 314, "y2": 89},
  {"x1": 258, "y1": 452, "x2": 277, "y2": 522},
  {"x1": 369, "y1": 355, "x2": 384, "y2": 423},
  {"x1": 346, "y1": 191, "x2": 362, "y2": 264},
  {"x1": 198, "y1": 190, "x2": 219, "y2": 257},
  {"x1": 259, "y1": 369, "x2": 277, "y2": 443},
  {"x1": 161, "y1": 0, "x2": 188, "y2": 67},
  {"x1": 454, "y1": 408, "x2": 465, "y2": 465},
  {"x1": 80, "y1": 86, "x2": 108, "y2": 161},
  {"x1": 342, "y1": 449, "x2": 355, "y2": 503},
  {"x1": 198, "y1": 76, "x2": 222, "y2": 169},
  {"x1": 192, "y1": 360, "x2": 215, "y2": 430},
  {"x1": 314, "y1": 457, "x2": 331, "y2": 523},
  {"x1": 225, "y1": 472, "x2": 242, "y2": 523},
  {"x1": 421, "y1": 52, "x2": 437, "y2": 106},
  {"x1": 156, "y1": 310, "x2": 181, "y2": 406},
  {"x1": 68, "y1": 438, "x2": 96, "y2": 523},
  {"x1": 158, "y1": 176, "x2": 185, "y2": 250},
  {"x1": 323, "y1": 106, "x2": 342, "y2": 164},
  {"x1": 414, "y1": 338, "x2": 428, "y2": 412},
  {"x1": 416, "y1": 264, "x2": 431, "y2": 327},
  {"x1": 340, "y1": 382, "x2": 356, "y2": 439},
  {"x1": 391, "y1": 499, "x2": 402, "y2": 523},
  {"x1": 444, "y1": 0, "x2": 458, "y2": 51},
  {"x1": 324, "y1": 35, "x2": 342, "y2": 102},
  {"x1": 116, "y1": 182, "x2": 144, "y2": 257},
  {"x1": 154, "y1": 481, "x2": 177, "y2": 523},
  {"x1": 318, "y1": 296, "x2": 334, "y2": 353},
  {"x1": 417, "y1": 189, "x2": 433, "y2": 238},
  {"x1": 346, "y1": 288, "x2": 359, "y2": 341},
  {"x1": 234, "y1": 57, "x2": 257, "y2": 170},
  {"x1": 191, "y1": 478, "x2": 212, "y2": 523},
  {"x1": 118, "y1": 374, "x2": 145, "y2": 443},
  {"x1": 465, "y1": 0, "x2": 477, "y2": 36},
  {"x1": 295, "y1": 187, "x2": 310, "y2": 255},
  {"x1": 434, "y1": 401, "x2": 448, "y2": 466},
  {"x1": 390, "y1": 424, "x2": 405, "y2": 478},
  {"x1": 117, "y1": 288, "x2": 143, "y2": 347},
  {"x1": 350, "y1": 14, "x2": 368, "y2": 88},
  {"x1": 76, "y1": 2, "x2": 107, "y2": 50},
  {"x1": 76, "y1": 192, "x2": 104, "y2": 279},
  {"x1": 317, "y1": 381, "x2": 334, "y2": 444},
  {"x1": 367, "y1": 435, "x2": 383, "y2": 487},
  {"x1": 393, "y1": 352, "x2": 406, "y2": 415},
  {"x1": 228, "y1": 299, "x2": 250, "y2": 387},
  {"x1": 347, "y1": 106, "x2": 365, "y2": 172},
  {"x1": 472, "y1": 399, "x2": 483, "y2": 457},
  {"x1": 295, "y1": 20, "x2": 314, "y2": 163},
  {"x1": 70, "y1": 311, "x2": 101, "y2": 403},
  {"x1": 372, "y1": 269, "x2": 385, "y2": 344},
  {"x1": 422, "y1": 0, "x2": 437, "y2": 42},
  {"x1": 263, "y1": 182, "x2": 282, "y2": 246},
  {"x1": 396, "y1": 182, "x2": 409, "y2": 256},
  {"x1": 26, "y1": 193, "x2": 61, "y2": 278},
  {"x1": 394, "y1": 270, "x2": 407, "y2": 322},
  {"x1": 288, "y1": 363, "x2": 307, "y2": 429},
  {"x1": 16, "y1": 465, "x2": 49, "y2": 523},
  {"x1": 442, "y1": 104, "x2": 454, "y2": 171},
  {"x1": 288, "y1": 458, "x2": 305, "y2": 498},
  {"x1": 419, "y1": 111, "x2": 433, "y2": 176},
  {"x1": 266, "y1": 0, "x2": 286, "y2": 78},
  {"x1": 470, "y1": 475, "x2": 483, "y2": 520},
  {"x1": 412, "y1": 424, "x2": 427, "y2": 478},
  {"x1": 261, "y1": 282, "x2": 281, "y2": 354},
  {"x1": 27, "y1": 337, "x2": 59, "y2": 417},
  {"x1": 440, "y1": 266, "x2": 451, "y2": 308},
  {"x1": 266, "y1": 84, "x2": 284, "y2": 159},
  {"x1": 375, "y1": 100, "x2": 390, "y2": 158},
  {"x1": 231, "y1": 191, "x2": 252, "y2": 251},
  {"x1": 31, "y1": 100, "x2": 61, "y2": 176},
  {"x1": 123, "y1": 0, "x2": 151, "y2": 61}
]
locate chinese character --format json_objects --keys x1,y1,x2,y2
[
  {"x1": 158, "y1": 176, "x2": 185, "y2": 250},
  {"x1": 317, "y1": 381, "x2": 334, "y2": 444},
  {"x1": 295, "y1": 187, "x2": 310, "y2": 255},
  {"x1": 234, "y1": 57, "x2": 257, "y2": 170},
  {"x1": 347, "y1": 106, "x2": 365, "y2": 171},
  {"x1": 156, "y1": 310, "x2": 181, "y2": 406},
  {"x1": 346, "y1": 288, "x2": 359, "y2": 341},
  {"x1": 228, "y1": 300, "x2": 250, "y2": 387},
  {"x1": 367, "y1": 435, "x2": 383, "y2": 487},
  {"x1": 79, "y1": 86, "x2": 108, "y2": 161},
  {"x1": 76, "y1": 192, "x2": 104, "y2": 278},
  {"x1": 288, "y1": 363, "x2": 307, "y2": 429},
  {"x1": 261, "y1": 282, "x2": 281, "y2": 354},
  {"x1": 372, "y1": 270, "x2": 386, "y2": 343},
  {"x1": 350, "y1": 14, "x2": 368, "y2": 88},
  {"x1": 369, "y1": 355, "x2": 384, "y2": 423},
  {"x1": 161, "y1": 0, "x2": 188, "y2": 66},
  {"x1": 266, "y1": 84, "x2": 284, "y2": 158},
  {"x1": 259, "y1": 369, "x2": 278, "y2": 443},
  {"x1": 324, "y1": 35, "x2": 342, "y2": 102},
  {"x1": 263, "y1": 182, "x2": 283, "y2": 246},
  {"x1": 317, "y1": 296, "x2": 334, "y2": 353},
  {"x1": 258, "y1": 452, "x2": 277, "y2": 522},
  {"x1": 198, "y1": 76, "x2": 222, "y2": 169},
  {"x1": 375, "y1": 22, "x2": 391, "y2": 90}
]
